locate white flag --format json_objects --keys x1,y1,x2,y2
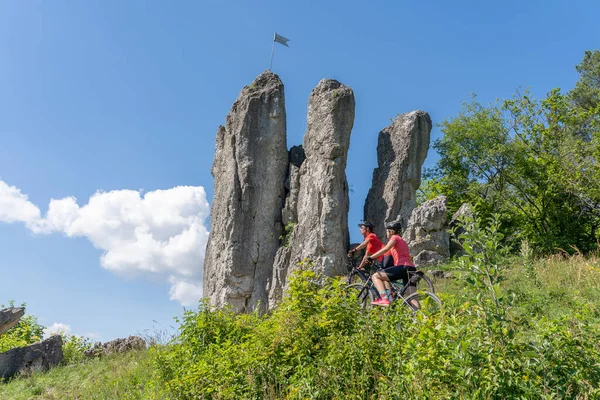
[{"x1": 274, "y1": 33, "x2": 290, "y2": 47}]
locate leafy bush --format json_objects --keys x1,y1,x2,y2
[
  {"x1": 0, "y1": 302, "x2": 44, "y2": 353},
  {"x1": 60, "y1": 334, "x2": 93, "y2": 365}
]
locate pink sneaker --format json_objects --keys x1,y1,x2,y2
[{"x1": 372, "y1": 297, "x2": 391, "y2": 307}]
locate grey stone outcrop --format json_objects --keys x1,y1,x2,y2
[
  {"x1": 269, "y1": 79, "x2": 355, "y2": 305},
  {"x1": 403, "y1": 196, "x2": 449, "y2": 266},
  {"x1": 0, "y1": 307, "x2": 25, "y2": 336},
  {"x1": 364, "y1": 111, "x2": 432, "y2": 239},
  {"x1": 203, "y1": 70, "x2": 288, "y2": 313},
  {"x1": 449, "y1": 203, "x2": 474, "y2": 256},
  {"x1": 0, "y1": 335, "x2": 63, "y2": 382},
  {"x1": 84, "y1": 336, "x2": 146, "y2": 358}
]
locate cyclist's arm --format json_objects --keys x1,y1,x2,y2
[
  {"x1": 351, "y1": 239, "x2": 368, "y2": 252},
  {"x1": 369, "y1": 238, "x2": 396, "y2": 260},
  {"x1": 352, "y1": 238, "x2": 370, "y2": 269},
  {"x1": 348, "y1": 238, "x2": 368, "y2": 257}
]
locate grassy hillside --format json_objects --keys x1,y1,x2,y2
[
  {"x1": 0, "y1": 350, "x2": 155, "y2": 399},
  {"x1": 2, "y1": 252, "x2": 600, "y2": 399}
]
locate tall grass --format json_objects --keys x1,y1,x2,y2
[{"x1": 0, "y1": 350, "x2": 159, "y2": 400}]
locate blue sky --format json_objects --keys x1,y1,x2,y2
[{"x1": 1, "y1": 0, "x2": 598, "y2": 341}]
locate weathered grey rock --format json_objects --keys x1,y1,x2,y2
[
  {"x1": 272, "y1": 79, "x2": 355, "y2": 301},
  {"x1": 84, "y1": 336, "x2": 146, "y2": 358},
  {"x1": 203, "y1": 71, "x2": 288, "y2": 313},
  {"x1": 268, "y1": 146, "x2": 306, "y2": 308},
  {"x1": 403, "y1": 196, "x2": 449, "y2": 267},
  {"x1": 0, "y1": 335, "x2": 63, "y2": 381},
  {"x1": 449, "y1": 203, "x2": 474, "y2": 256},
  {"x1": 364, "y1": 110, "x2": 432, "y2": 239},
  {"x1": 267, "y1": 245, "x2": 292, "y2": 309},
  {"x1": 281, "y1": 145, "x2": 305, "y2": 225},
  {"x1": 0, "y1": 307, "x2": 25, "y2": 336}
]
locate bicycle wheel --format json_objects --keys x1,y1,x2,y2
[
  {"x1": 401, "y1": 291, "x2": 442, "y2": 314},
  {"x1": 417, "y1": 273, "x2": 436, "y2": 294},
  {"x1": 345, "y1": 283, "x2": 375, "y2": 309},
  {"x1": 407, "y1": 271, "x2": 436, "y2": 294}
]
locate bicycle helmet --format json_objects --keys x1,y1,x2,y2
[
  {"x1": 357, "y1": 221, "x2": 374, "y2": 230},
  {"x1": 385, "y1": 220, "x2": 403, "y2": 232}
]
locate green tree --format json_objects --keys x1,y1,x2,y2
[
  {"x1": 428, "y1": 86, "x2": 599, "y2": 253},
  {"x1": 569, "y1": 49, "x2": 600, "y2": 111}
]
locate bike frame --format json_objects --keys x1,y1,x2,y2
[{"x1": 348, "y1": 259, "x2": 425, "y2": 304}]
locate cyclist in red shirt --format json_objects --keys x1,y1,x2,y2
[
  {"x1": 367, "y1": 220, "x2": 416, "y2": 307},
  {"x1": 348, "y1": 221, "x2": 384, "y2": 270}
]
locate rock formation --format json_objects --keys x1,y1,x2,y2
[
  {"x1": 403, "y1": 196, "x2": 449, "y2": 266},
  {"x1": 282, "y1": 79, "x2": 355, "y2": 278},
  {"x1": 84, "y1": 336, "x2": 146, "y2": 358},
  {"x1": 0, "y1": 307, "x2": 24, "y2": 336},
  {"x1": 364, "y1": 111, "x2": 432, "y2": 239},
  {"x1": 202, "y1": 72, "x2": 440, "y2": 311},
  {"x1": 449, "y1": 203, "x2": 474, "y2": 256},
  {"x1": 203, "y1": 71, "x2": 288, "y2": 313},
  {"x1": 0, "y1": 335, "x2": 63, "y2": 382}
]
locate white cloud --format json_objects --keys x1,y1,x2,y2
[
  {"x1": 0, "y1": 180, "x2": 41, "y2": 226},
  {"x1": 43, "y1": 322, "x2": 101, "y2": 342},
  {"x1": 0, "y1": 180, "x2": 210, "y2": 306},
  {"x1": 168, "y1": 276, "x2": 203, "y2": 306},
  {"x1": 44, "y1": 322, "x2": 72, "y2": 338}
]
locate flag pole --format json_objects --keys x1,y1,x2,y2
[{"x1": 269, "y1": 33, "x2": 275, "y2": 70}]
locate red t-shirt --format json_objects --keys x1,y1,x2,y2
[
  {"x1": 388, "y1": 235, "x2": 414, "y2": 267},
  {"x1": 365, "y1": 233, "x2": 384, "y2": 261}
]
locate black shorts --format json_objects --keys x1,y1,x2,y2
[
  {"x1": 384, "y1": 265, "x2": 417, "y2": 286},
  {"x1": 382, "y1": 255, "x2": 395, "y2": 269}
]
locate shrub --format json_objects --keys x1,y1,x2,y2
[
  {"x1": 60, "y1": 334, "x2": 93, "y2": 365},
  {"x1": 0, "y1": 302, "x2": 44, "y2": 353}
]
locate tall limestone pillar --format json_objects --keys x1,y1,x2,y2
[
  {"x1": 203, "y1": 71, "x2": 288, "y2": 312},
  {"x1": 269, "y1": 79, "x2": 355, "y2": 304},
  {"x1": 364, "y1": 110, "x2": 432, "y2": 239}
]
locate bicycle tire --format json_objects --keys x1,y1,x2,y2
[
  {"x1": 401, "y1": 291, "x2": 442, "y2": 314},
  {"x1": 416, "y1": 273, "x2": 436, "y2": 294},
  {"x1": 345, "y1": 283, "x2": 375, "y2": 309}
]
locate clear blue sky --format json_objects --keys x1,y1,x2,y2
[{"x1": 1, "y1": 0, "x2": 598, "y2": 341}]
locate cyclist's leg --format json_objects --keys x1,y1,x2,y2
[
  {"x1": 372, "y1": 271, "x2": 388, "y2": 297},
  {"x1": 381, "y1": 255, "x2": 394, "y2": 291},
  {"x1": 403, "y1": 266, "x2": 417, "y2": 290},
  {"x1": 385, "y1": 266, "x2": 417, "y2": 307}
]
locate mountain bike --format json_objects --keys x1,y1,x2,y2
[
  {"x1": 346, "y1": 254, "x2": 436, "y2": 293},
  {"x1": 345, "y1": 259, "x2": 441, "y2": 313}
]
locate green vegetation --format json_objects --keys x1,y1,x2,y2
[
  {"x1": 424, "y1": 50, "x2": 600, "y2": 253},
  {"x1": 0, "y1": 302, "x2": 44, "y2": 353},
  {"x1": 279, "y1": 221, "x2": 296, "y2": 247},
  {"x1": 0, "y1": 350, "x2": 155, "y2": 400},
  {"x1": 1, "y1": 214, "x2": 600, "y2": 398}
]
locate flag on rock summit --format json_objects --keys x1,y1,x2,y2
[{"x1": 274, "y1": 33, "x2": 290, "y2": 47}]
